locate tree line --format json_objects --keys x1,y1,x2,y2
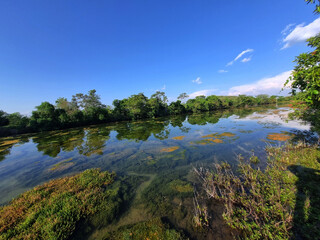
[{"x1": 0, "y1": 90, "x2": 292, "y2": 137}]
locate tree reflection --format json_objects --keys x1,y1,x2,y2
[
  {"x1": 78, "y1": 127, "x2": 110, "y2": 156},
  {"x1": 115, "y1": 120, "x2": 171, "y2": 141},
  {"x1": 0, "y1": 107, "x2": 292, "y2": 160},
  {"x1": 0, "y1": 136, "x2": 29, "y2": 161}
]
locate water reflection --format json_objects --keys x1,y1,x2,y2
[
  {"x1": 0, "y1": 136, "x2": 29, "y2": 161},
  {"x1": 0, "y1": 106, "x2": 313, "y2": 205},
  {"x1": 0, "y1": 107, "x2": 309, "y2": 161}
]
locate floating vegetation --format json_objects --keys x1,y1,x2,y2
[
  {"x1": 192, "y1": 138, "x2": 223, "y2": 145},
  {"x1": 172, "y1": 136, "x2": 185, "y2": 140},
  {"x1": 50, "y1": 158, "x2": 74, "y2": 171},
  {"x1": 0, "y1": 169, "x2": 120, "y2": 240},
  {"x1": 196, "y1": 132, "x2": 237, "y2": 145},
  {"x1": 160, "y1": 146, "x2": 180, "y2": 152},
  {"x1": 202, "y1": 132, "x2": 236, "y2": 139},
  {"x1": 210, "y1": 138, "x2": 223, "y2": 143},
  {"x1": 219, "y1": 132, "x2": 236, "y2": 137},
  {"x1": 202, "y1": 133, "x2": 220, "y2": 138},
  {"x1": 267, "y1": 133, "x2": 292, "y2": 141},
  {"x1": 0, "y1": 139, "x2": 20, "y2": 147}
]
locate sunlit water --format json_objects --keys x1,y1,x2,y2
[{"x1": 0, "y1": 106, "x2": 311, "y2": 206}]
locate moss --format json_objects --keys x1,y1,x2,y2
[{"x1": 0, "y1": 169, "x2": 121, "y2": 240}]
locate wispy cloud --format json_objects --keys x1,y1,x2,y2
[
  {"x1": 218, "y1": 69, "x2": 228, "y2": 73},
  {"x1": 281, "y1": 17, "x2": 320, "y2": 49},
  {"x1": 188, "y1": 89, "x2": 216, "y2": 98},
  {"x1": 161, "y1": 85, "x2": 166, "y2": 90},
  {"x1": 227, "y1": 70, "x2": 292, "y2": 96},
  {"x1": 192, "y1": 77, "x2": 202, "y2": 84},
  {"x1": 227, "y1": 49, "x2": 254, "y2": 66},
  {"x1": 241, "y1": 57, "x2": 252, "y2": 63},
  {"x1": 281, "y1": 23, "x2": 296, "y2": 36}
]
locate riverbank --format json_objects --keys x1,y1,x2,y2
[
  {"x1": 0, "y1": 99, "x2": 291, "y2": 138},
  {"x1": 195, "y1": 142, "x2": 320, "y2": 239}
]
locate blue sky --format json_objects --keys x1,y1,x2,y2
[{"x1": 0, "y1": 0, "x2": 320, "y2": 114}]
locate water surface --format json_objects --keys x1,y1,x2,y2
[{"x1": 0, "y1": 106, "x2": 311, "y2": 206}]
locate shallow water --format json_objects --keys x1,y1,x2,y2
[{"x1": 0, "y1": 106, "x2": 311, "y2": 208}]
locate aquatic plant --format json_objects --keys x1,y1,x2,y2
[
  {"x1": 160, "y1": 146, "x2": 180, "y2": 152},
  {"x1": 267, "y1": 132, "x2": 292, "y2": 141},
  {"x1": 195, "y1": 144, "x2": 320, "y2": 239},
  {"x1": 105, "y1": 217, "x2": 186, "y2": 239},
  {"x1": 172, "y1": 136, "x2": 185, "y2": 140},
  {"x1": 0, "y1": 169, "x2": 121, "y2": 240}
]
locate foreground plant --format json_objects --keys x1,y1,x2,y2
[
  {"x1": 0, "y1": 169, "x2": 120, "y2": 240},
  {"x1": 195, "y1": 143, "x2": 320, "y2": 239}
]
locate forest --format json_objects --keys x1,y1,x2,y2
[{"x1": 0, "y1": 91, "x2": 292, "y2": 137}]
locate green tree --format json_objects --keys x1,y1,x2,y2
[
  {"x1": 177, "y1": 93, "x2": 189, "y2": 102},
  {"x1": 286, "y1": 34, "x2": 320, "y2": 109},
  {"x1": 29, "y1": 102, "x2": 58, "y2": 130},
  {"x1": 125, "y1": 93, "x2": 150, "y2": 119},
  {"x1": 0, "y1": 110, "x2": 9, "y2": 126},
  {"x1": 56, "y1": 97, "x2": 78, "y2": 115},
  {"x1": 7, "y1": 113, "x2": 29, "y2": 129},
  {"x1": 306, "y1": 0, "x2": 320, "y2": 13},
  {"x1": 168, "y1": 100, "x2": 186, "y2": 115},
  {"x1": 149, "y1": 91, "x2": 168, "y2": 117},
  {"x1": 205, "y1": 95, "x2": 222, "y2": 111},
  {"x1": 72, "y1": 89, "x2": 106, "y2": 111}
]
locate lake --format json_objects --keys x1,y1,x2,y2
[{"x1": 0, "y1": 105, "x2": 312, "y2": 237}]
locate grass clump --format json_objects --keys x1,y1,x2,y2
[
  {"x1": 105, "y1": 217, "x2": 186, "y2": 240},
  {"x1": 195, "y1": 143, "x2": 320, "y2": 239},
  {"x1": 0, "y1": 169, "x2": 121, "y2": 240}
]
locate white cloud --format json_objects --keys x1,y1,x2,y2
[
  {"x1": 241, "y1": 57, "x2": 252, "y2": 63},
  {"x1": 281, "y1": 23, "x2": 296, "y2": 36},
  {"x1": 161, "y1": 85, "x2": 166, "y2": 90},
  {"x1": 192, "y1": 77, "x2": 202, "y2": 84},
  {"x1": 282, "y1": 17, "x2": 320, "y2": 49},
  {"x1": 218, "y1": 69, "x2": 228, "y2": 73},
  {"x1": 188, "y1": 89, "x2": 216, "y2": 98},
  {"x1": 227, "y1": 70, "x2": 292, "y2": 96},
  {"x1": 227, "y1": 49, "x2": 254, "y2": 66}
]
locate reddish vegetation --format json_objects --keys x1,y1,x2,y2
[
  {"x1": 267, "y1": 133, "x2": 291, "y2": 141},
  {"x1": 160, "y1": 146, "x2": 180, "y2": 152},
  {"x1": 172, "y1": 136, "x2": 185, "y2": 140}
]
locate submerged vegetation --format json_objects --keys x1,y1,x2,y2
[
  {"x1": 105, "y1": 217, "x2": 186, "y2": 240},
  {"x1": 0, "y1": 169, "x2": 121, "y2": 240}
]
